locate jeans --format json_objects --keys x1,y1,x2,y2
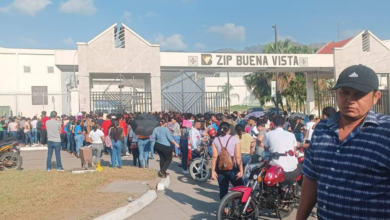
[
  {"x1": 242, "y1": 154, "x2": 251, "y2": 167},
  {"x1": 110, "y1": 140, "x2": 122, "y2": 167},
  {"x1": 138, "y1": 139, "x2": 151, "y2": 168},
  {"x1": 25, "y1": 131, "x2": 32, "y2": 145},
  {"x1": 75, "y1": 134, "x2": 84, "y2": 155},
  {"x1": 9, "y1": 131, "x2": 17, "y2": 139},
  {"x1": 91, "y1": 143, "x2": 103, "y2": 164},
  {"x1": 32, "y1": 128, "x2": 38, "y2": 144},
  {"x1": 46, "y1": 141, "x2": 63, "y2": 170},
  {"x1": 150, "y1": 140, "x2": 155, "y2": 159},
  {"x1": 217, "y1": 167, "x2": 244, "y2": 200},
  {"x1": 66, "y1": 133, "x2": 71, "y2": 152},
  {"x1": 172, "y1": 136, "x2": 181, "y2": 156},
  {"x1": 3, "y1": 130, "x2": 7, "y2": 139},
  {"x1": 60, "y1": 133, "x2": 67, "y2": 150},
  {"x1": 40, "y1": 129, "x2": 47, "y2": 145},
  {"x1": 181, "y1": 139, "x2": 188, "y2": 171},
  {"x1": 155, "y1": 142, "x2": 173, "y2": 174}
]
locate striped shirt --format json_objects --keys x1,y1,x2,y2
[{"x1": 302, "y1": 110, "x2": 390, "y2": 220}]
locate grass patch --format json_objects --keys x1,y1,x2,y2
[{"x1": 0, "y1": 167, "x2": 157, "y2": 220}]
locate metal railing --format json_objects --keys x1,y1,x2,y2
[{"x1": 91, "y1": 92, "x2": 151, "y2": 113}]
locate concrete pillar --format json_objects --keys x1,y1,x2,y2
[
  {"x1": 77, "y1": 43, "x2": 90, "y2": 113},
  {"x1": 144, "y1": 77, "x2": 151, "y2": 92},
  {"x1": 70, "y1": 88, "x2": 80, "y2": 115},
  {"x1": 151, "y1": 76, "x2": 161, "y2": 112},
  {"x1": 306, "y1": 73, "x2": 316, "y2": 116}
]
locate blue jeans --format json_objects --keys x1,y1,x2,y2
[
  {"x1": 66, "y1": 133, "x2": 71, "y2": 152},
  {"x1": 138, "y1": 139, "x2": 151, "y2": 168},
  {"x1": 217, "y1": 167, "x2": 244, "y2": 200},
  {"x1": 3, "y1": 130, "x2": 7, "y2": 139},
  {"x1": 75, "y1": 134, "x2": 84, "y2": 155},
  {"x1": 294, "y1": 133, "x2": 302, "y2": 143},
  {"x1": 32, "y1": 128, "x2": 38, "y2": 144},
  {"x1": 25, "y1": 131, "x2": 32, "y2": 145},
  {"x1": 123, "y1": 136, "x2": 128, "y2": 153},
  {"x1": 110, "y1": 140, "x2": 122, "y2": 167},
  {"x1": 150, "y1": 141, "x2": 155, "y2": 159},
  {"x1": 181, "y1": 139, "x2": 188, "y2": 171},
  {"x1": 9, "y1": 131, "x2": 17, "y2": 139},
  {"x1": 172, "y1": 136, "x2": 181, "y2": 156},
  {"x1": 46, "y1": 141, "x2": 63, "y2": 170}
]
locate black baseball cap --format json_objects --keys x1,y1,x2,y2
[{"x1": 333, "y1": 64, "x2": 379, "y2": 93}]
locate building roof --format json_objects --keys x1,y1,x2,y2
[{"x1": 317, "y1": 38, "x2": 352, "y2": 54}]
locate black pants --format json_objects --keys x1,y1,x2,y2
[
  {"x1": 60, "y1": 133, "x2": 67, "y2": 150},
  {"x1": 40, "y1": 129, "x2": 47, "y2": 145},
  {"x1": 70, "y1": 133, "x2": 76, "y2": 153},
  {"x1": 131, "y1": 147, "x2": 140, "y2": 167},
  {"x1": 154, "y1": 142, "x2": 173, "y2": 174}
]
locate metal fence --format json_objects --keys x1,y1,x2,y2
[
  {"x1": 162, "y1": 92, "x2": 227, "y2": 114},
  {"x1": 90, "y1": 92, "x2": 151, "y2": 114},
  {"x1": 318, "y1": 89, "x2": 390, "y2": 115}
]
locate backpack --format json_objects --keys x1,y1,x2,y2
[{"x1": 217, "y1": 136, "x2": 234, "y2": 171}]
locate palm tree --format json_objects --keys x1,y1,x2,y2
[{"x1": 217, "y1": 83, "x2": 240, "y2": 107}]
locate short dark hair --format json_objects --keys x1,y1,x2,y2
[
  {"x1": 50, "y1": 111, "x2": 57, "y2": 118},
  {"x1": 273, "y1": 115, "x2": 285, "y2": 127},
  {"x1": 309, "y1": 115, "x2": 315, "y2": 120},
  {"x1": 322, "y1": 107, "x2": 336, "y2": 118},
  {"x1": 248, "y1": 116, "x2": 256, "y2": 121},
  {"x1": 42, "y1": 111, "x2": 47, "y2": 116}
]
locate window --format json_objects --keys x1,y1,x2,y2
[
  {"x1": 47, "y1": 66, "x2": 54, "y2": 74},
  {"x1": 24, "y1": 66, "x2": 31, "y2": 73},
  {"x1": 114, "y1": 25, "x2": 125, "y2": 48},
  {"x1": 362, "y1": 32, "x2": 370, "y2": 52}
]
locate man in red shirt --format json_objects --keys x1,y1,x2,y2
[
  {"x1": 101, "y1": 114, "x2": 112, "y2": 154},
  {"x1": 119, "y1": 115, "x2": 129, "y2": 156},
  {"x1": 40, "y1": 111, "x2": 50, "y2": 146}
]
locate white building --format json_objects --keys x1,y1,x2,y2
[{"x1": 0, "y1": 24, "x2": 389, "y2": 117}]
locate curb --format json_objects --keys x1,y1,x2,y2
[
  {"x1": 157, "y1": 175, "x2": 171, "y2": 191},
  {"x1": 20, "y1": 147, "x2": 47, "y2": 151},
  {"x1": 94, "y1": 190, "x2": 157, "y2": 220}
]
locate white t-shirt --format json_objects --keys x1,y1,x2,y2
[
  {"x1": 264, "y1": 128, "x2": 298, "y2": 172},
  {"x1": 265, "y1": 120, "x2": 271, "y2": 130},
  {"x1": 306, "y1": 121, "x2": 316, "y2": 141},
  {"x1": 89, "y1": 129, "x2": 104, "y2": 144},
  {"x1": 250, "y1": 126, "x2": 259, "y2": 138},
  {"x1": 31, "y1": 120, "x2": 38, "y2": 129}
]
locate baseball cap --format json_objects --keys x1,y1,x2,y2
[{"x1": 333, "y1": 64, "x2": 379, "y2": 93}]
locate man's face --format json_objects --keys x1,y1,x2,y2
[
  {"x1": 211, "y1": 116, "x2": 216, "y2": 121},
  {"x1": 194, "y1": 122, "x2": 201, "y2": 129},
  {"x1": 248, "y1": 119, "x2": 255, "y2": 126},
  {"x1": 336, "y1": 87, "x2": 381, "y2": 121}
]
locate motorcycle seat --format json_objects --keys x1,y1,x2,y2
[
  {"x1": 282, "y1": 163, "x2": 303, "y2": 186},
  {"x1": 0, "y1": 138, "x2": 17, "y2": 148}
]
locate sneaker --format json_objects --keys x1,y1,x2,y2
[
  {"x1": 126, "y1": 152, "x2": 130, "y2": 156},
  {"x1": 58, "y1": 168, "x2": 66, "y2": 172},
  {"x1": 149, "y1": 157, "x2": 154, "y2": 160},
  {"x1": 182, "y1": 169, "x2": 189, "y2": 175},
  {"x1": 47, "y1": 169, "x2": 51, "y2": 171}
]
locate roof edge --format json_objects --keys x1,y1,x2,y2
[
  {"x1": 316, "y1": 41, "x2": 331, "y2": 54},
  {"x1": 121, "y1": 23, "x2": 160, "y2": 47},
  {"x1": 367, "y1": 30, "x2": 390, "y2": 50},
  {"x1": 338, "y1": 30, "x2": 365, "y2": 49},
  {"x1": 85, "y1": 23, "x2": 117, "y2": 45}
]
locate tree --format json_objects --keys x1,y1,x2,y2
[{"x1": 216, "y1": 83, "x2": 240, "y2": 107}]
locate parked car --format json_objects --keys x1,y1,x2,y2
[{"x1": 246, "y1": 107, "x2": 266, "y2": 114}]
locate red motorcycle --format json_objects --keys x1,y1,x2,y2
[{"x1": 216, "y1": 151, "x2": 303, "y2": 220}]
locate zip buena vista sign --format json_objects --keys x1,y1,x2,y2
[{"x1": 200, "y1": 54, "x2": 308, "y2": 67}]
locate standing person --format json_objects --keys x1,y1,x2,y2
[
  {"x1": 31, "y1": 116, "x2": 38, "y2": 145},
  {"x1": 312, "y1": 106, "x2": 337, "y2": 130},
  {"x1": 24, "y1": 118, "x2": 32, "y2": 146},
  {"x1": 89, "y1": 124, "x2": 104, "y2": 167},
  {"x1": 101, "y1": 114, "x2": 112, "y2": 155},
  {"x1": 297, "y1": 65, "x2": 390, "y2": 220},
  {"x1": 129, "y1": 129, "x2": 140, "y2": 167},
  {"x1": 247, "y1": 116, "x2": 258, "y2": 139},
  {"x1": 234, "y1": 124, "x2": 253, "y2": 166},
  {"x1": 84, "y1": 117, "x2": 92, "y2": 146},
  {"x1": 1, "y1": 116, "x2": 7, "y2": 139},
  {"x1": 302, "y1": 115, "x2": 316, "y2": 146},
  {"x1": 108, "y1": 119, "x2": 123, "y2": 168},
  {"x1": 18, "y1": 117, "x2": 26, "y2": 145},
  {"x1": 169, "y1": 117, "x2": 181, "y2": 157},
  {"x1": 46, "y1": 111, "x2": 65, "y2": 171},
  {"x1": 40, "y1": 111, "x2": 49, "y2": 146},
  {"x1": 152, "y1": 118, "x2": 180, "y2": 178},
  {"x1": 60, "y1": 119, "x2": 67, "y2": 151},
  {"x1": 119, "y1": 115, "x2": 129, "y2": 157},
  {"x1": 8, "y1": 118, "x2": 18, "y2": 138},
  {"x1": 96, "y1": 113, "x2": 104, "y2": 127},
  {"x1": 211, "y1": 122, "x2": 244, "y2": 200},
  {"x1": 211, "y1": 114, "x2": 220, "y2": 127},
  {"x1": 74, "y1": 121, "x2": 84, "y2": 157},
  {"x1": 288, "y1": 117, "x2": 305, "y2": 143},
  {"x1": 36, "y1": 117, "x2": 42, "y2": 144},
  {"x1": 138, "y1": 132, "x2": 151, "y2": 169}
]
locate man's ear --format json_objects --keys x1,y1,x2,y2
[{"x1": 373, "y1": 91, "x2": 382, "y2": 105}]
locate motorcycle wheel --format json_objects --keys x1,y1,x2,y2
[
  {"x1": 189, "y1": 158, "x2": 211, "y2": 182},
  {"x1": 217, "y1": 191, "x2": 259, "y2": 220},
  {"x1": 0, "y1": 152, "x2": 23, "y2": 170}
]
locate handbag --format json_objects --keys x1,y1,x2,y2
[
  {"x1": 130, "y1": 142, "x2": 138, "y2": 149},
  {"x1": 105, "y1": 128, "x2": 113, "y2": 148}
]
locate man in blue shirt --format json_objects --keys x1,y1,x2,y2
[{"x1": 297, "y1": 65, "x2": 390, "y2": 220}]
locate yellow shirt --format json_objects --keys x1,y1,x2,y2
[{"x1": 236, "y1": 133, "x2": 253, "y2": 154}]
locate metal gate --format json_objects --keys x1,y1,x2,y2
[
  {"x1": 161, "y1": 71, "x2": 228, "y2": 114},
  {"x1": 90, "y1": 74, "x2": 151, "y2": 114}
]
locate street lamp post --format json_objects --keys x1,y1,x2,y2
[{"x1": 272, "y1": 24, "x2": 279, "y2": 115}]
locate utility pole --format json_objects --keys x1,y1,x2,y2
[{"x1": 272, "y1": 24, "x2": 279, "y2": 115}]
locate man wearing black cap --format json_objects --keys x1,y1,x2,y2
[{"x1": 297, "y1": 65, "x2": 390, "y2": 220}]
